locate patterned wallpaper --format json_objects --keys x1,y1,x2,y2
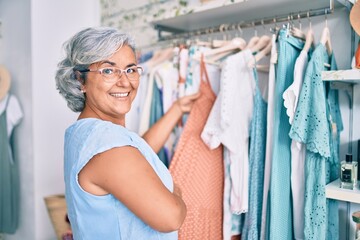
[{"x1": 100, "y1": 0, "x2": 243, "y2": 49}]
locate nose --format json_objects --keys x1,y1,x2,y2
[{"x1": 115, "y1": 73, "x2": 131, "y2": 87}]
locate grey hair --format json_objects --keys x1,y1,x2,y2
[{"x1": 55, "y1": 26, "x2": 136, "y2": 112}]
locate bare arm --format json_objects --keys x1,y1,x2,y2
[
  {"x1": 142, "y1": 92, "x2": 200, "y2": 153},
  {"x1": 78, "y1": 146, "x2": 187, "y2": 232}
]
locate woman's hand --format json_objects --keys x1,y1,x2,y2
[
  {"x1": 142, "y1": 92, "x2": 201, "y2": 153},
  {"x1": 175, "y1": 92, "x2": 201, "y2": 114}
]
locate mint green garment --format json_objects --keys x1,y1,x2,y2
[
  {"x1": 149, "y1": 79, "x2": 169, "y2": 167},
  {"x1": 289, "y1": 44, "x2": 342, "y2": 240},
  {"x1": 64, "y1": 118, "x2": 177, "y2": 240},
  {"x1": 0, "y1": 98, "x2": 19, "y2": 234},
  {"x1": 269, "y1": 29, "x2": 303, "y2": 240},
  {"x1": 242, "y1": 69, "x2": 267, "y2": 240}
]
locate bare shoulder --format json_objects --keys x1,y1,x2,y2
[
  {"x1": 78, "y1": 145, "x2": 150, "y2": 195},
  {"x1": 77, "y1": 145, "x2": 186, "y2": 232}
]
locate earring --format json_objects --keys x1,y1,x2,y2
[{"x1": 81, "y1": 89, "x2": 85, "y2": 93}]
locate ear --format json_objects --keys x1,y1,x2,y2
[
  {"x1": 74, "y1": 71, "x2": 86, "y2": 93},
  {"x1": 80, "y1": 83, "x2": 86, "y2": 93},
  {"x1": 74, "y1": 71, "x2": 84, "y2": 82}
]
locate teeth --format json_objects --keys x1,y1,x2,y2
[{"x1": 111, "y1": 92, "x2": 129, "y2": 97}]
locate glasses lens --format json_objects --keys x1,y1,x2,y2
[
  {"x1": 100, "y1": 68, "x2": 117, "y2": 83},
  {"x1": 99, "y1": 67, "x2": 142, "y2": 83},
  {"x1": 125, "y1": 67, "x2": 141, "y2": 81}
]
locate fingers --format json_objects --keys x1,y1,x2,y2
[
  {"x1": 186, "y1": 92, "x2": 201, "y2": 100},
  {"x1": 175, "y1": 92, "x2": 201, "y2": 114}
]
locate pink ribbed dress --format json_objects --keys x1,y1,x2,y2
[{"x1": 169, "y1": 56, "x2": 224, "y2": 240}]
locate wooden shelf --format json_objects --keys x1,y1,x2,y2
[
  {"x1": 326, "y1": 178, "x2": 360, "y2": 204},
  {"x1": 322, "y1": 69, "x2": 360, "y2": 83}
]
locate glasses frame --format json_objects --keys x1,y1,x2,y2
[{"x1": 79, "y1": 66, "x2": 143, "y2": 83}]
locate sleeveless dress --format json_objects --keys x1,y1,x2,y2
[
  {"x1": 242, "y1": 68, "x2": 268, "y2": 240},
  {"x1": 269, "y1": 29, "x2": 303, "y2": 240},
  {"x1": 169, "y1": 56, "x2": 224, "y2": 240},
  {"x1": 64, "y1": 118, "x2": 177, "y2": 240},
  {"x1": 0, "y1": 94, "x2": 22, "y2": 234}
]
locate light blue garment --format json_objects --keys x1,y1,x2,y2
[
  {"x1": 223, "y1": 149, "x2": 244, "y2": 236},
  {"x1": 325, "y1": 52, "x2": 342, "y2": 240},
  {"x1": 64, "y1": 118, "x2": 177, "y2": 240},
  {"x1": 149, "y1": 78, "x2": 169, "y2": 166},
  {"x1": 289, "y1": 44, "x2": 341, "y2": 240},
  {"x1": 242, "y1": 69, "x2": 267, "y2": 240},
  {"x1": 269, "y1": 29, "x2": 303, "y2": 240},
  {"x1": 0, "y1": 96, "x2": 20, "y2": 234}
]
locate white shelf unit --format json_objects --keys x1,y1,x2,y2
[
  {"x1": 322, "y1": 69, "x2": 360, "y2": 204},
  {"x1": 325, "y1": 179, "x2": 360, "y2": 204},
  {"x1": 322, "y1": 69, "x2": 360, "y2": 83}
]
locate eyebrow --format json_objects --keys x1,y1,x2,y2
[{"x1": 100, "y1": 60, "x2": 137, "y2": 68}]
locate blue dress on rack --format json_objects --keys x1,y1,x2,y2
[
  {"x1": 242, "y1": 68, "x2": 268, "y2": 240},
  {"x1": 149, "y1": 78, "x2": 169, "y2": 167},
  {"x1": 269, "y1": 29, "x2": 303, "y2": 240},
  {"x1": 289, "y1": 43, "x2": 342, "y2": 240}
]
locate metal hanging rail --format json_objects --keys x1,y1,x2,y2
[{"x1": 154, "y1": 6, "x2": 334, "y2": 42}]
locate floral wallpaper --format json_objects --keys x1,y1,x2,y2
[{"x1": 100, "y1": 0, "x2": 245, "y2": 48}]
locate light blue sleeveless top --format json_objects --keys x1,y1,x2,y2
[
  {"x1": 64, "y1": 118, "x2": 178, "y2": 240},
  {"x1": 242, "y1": 68, "x2": 268, "y2": 240}
]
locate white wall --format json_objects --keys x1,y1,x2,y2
[
  {"x1": 1, "y1": 0, "x2": 100, "y2": 239},
  {"x1": 32, "y1": 1, "x2": 100, "y2": 239},
  {"x1": 0, "y1": 0, "x2": 34, "y2": 239}
]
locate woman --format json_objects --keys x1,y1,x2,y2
[{"x1": 55, "y1": 27, "x2": 199, "y2": 239}]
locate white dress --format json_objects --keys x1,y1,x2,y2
[
  {"x1": 201, "y1": 49, "x2": 256, "y2": 239},
  {"x1": 282, "y1": 50, "x2": 308, "y2": 240},
  {"x1": 0, "y1": 94, "x2": 23, "y2": 137},
  {"x1": 126, "y1": 63, "x2": 149, "y2": 133},
  {"x1": 260, "y1": 34, "x2": 277, "y2": 240}
]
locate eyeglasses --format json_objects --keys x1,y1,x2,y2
[{"x1": 79, "y1": 66, "x2": 143, "y2": 83}]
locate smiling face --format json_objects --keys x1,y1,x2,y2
[{"x1": 80, "y1": 45, "x2": 139, "y2": 126}]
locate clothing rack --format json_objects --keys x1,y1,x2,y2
[{"x1": 154, "y1": 6, "x2": 334, "y2": 42}]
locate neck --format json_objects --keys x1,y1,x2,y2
[{"x1": 78, "y1": 104, "x2": 126, "y2": 127}]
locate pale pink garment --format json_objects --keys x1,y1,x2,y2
[{"x1": 169, "y1": 56, "x2": 224, "y2": 240}]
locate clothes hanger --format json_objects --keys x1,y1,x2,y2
[
  {"x1": 249, "y1": 35, "x2": 271, "y2": 54},
  {"x1": 290, "y1": 27, "x2": 306, "y2": 41},
  {"x1": 145, "y1": 46, "x2": 175, "y2": 70},
  {"x1": 194, "y1": 29, "x2": 213, "y2": 47},
  {"x1": 247, "y1": 21, "x2": 272, "y2": 71},
  {"x1": 192, "y1": 36, "x2": 246, "y2": 65},
  {"x1": 247, "y1": 36, "x2": 272, "y2": 73},
  {"x1": 211, "y1": 24, "x2": 231, "y2": 48},
  {"x1": 269, "y1": 18, "x2": 279, "y2": 64},
  {"x1": 303, "y1": 13, "x2": 315, "y2": 54},
  {"x1": 249, "y1": 40, "x2": 272, "y2": 66},
  {"x1": 214, "y1": 27, "x2": 242, "y2": 49},
  {"x1": 290, "y1": 14, "x2": 306, "y2": 41},
  {"x1": 244, "y1": 36, "x2": 260, "y2": 50},
  {"x1": 195, "y1": 39, "x2": 212, "y2": 47},
  {"x1": 283, "y1": 15, "x2": 306, "y2": 41},
  {"x1": 212, "y1": 39, "x2": 231, "y2": 48},
  {"x1": 303, "y1": 29, "x2": 314, "y2": 54},
  {"x1": 201, "y1": 37, "x2": 246, "y2": 58},
  {"x1": 320, "y1": 10, "x2": 332, "y2": 56},
  {"x1": 206, "y1": 23, "x2": 246, "y2": 62}
]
